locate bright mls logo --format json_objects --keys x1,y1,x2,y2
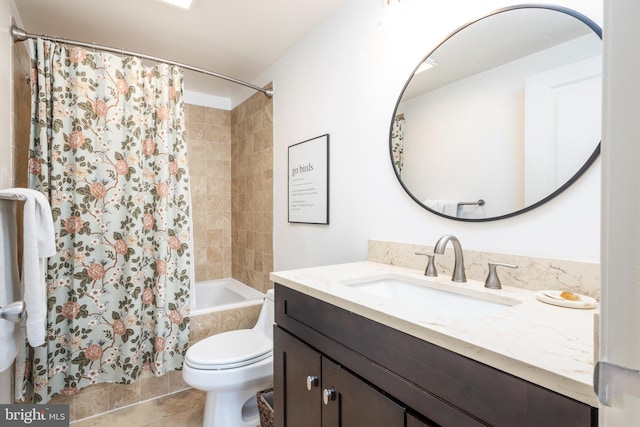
[{"x1": 1, "y1": 404, "x2": 69, "y2": 426}]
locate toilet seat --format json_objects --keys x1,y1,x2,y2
[{"x1": 185, "y1": 329, "x2": 272, "y2": 370}]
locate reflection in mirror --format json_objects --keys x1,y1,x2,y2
[{"x1": 391, "y1": 5, "x2": 602, "y2": 221}]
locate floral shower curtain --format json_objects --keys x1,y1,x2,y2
[
  {"x1": 392, "y1": 114, "x2": 405, "y2": 175},
  {"x1": 20, "y1": 39, "x2": 193, "y2": 403}
]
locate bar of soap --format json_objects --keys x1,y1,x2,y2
[{"x1": 560, "y1": 291, "x2": 580, "y2": 301}]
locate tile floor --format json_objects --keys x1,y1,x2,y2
[{"x1": 70, "y1": 388, "x2": 205, "y2": 427}]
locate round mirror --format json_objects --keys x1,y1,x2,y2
[{"x1": 390, "y1": 5, "x2": 602, "y2": 221}]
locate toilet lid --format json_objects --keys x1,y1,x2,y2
[{"x1": 185, "y1": 329, "x2": 272, "y2": 370}]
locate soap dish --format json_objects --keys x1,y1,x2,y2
[{"x1": 536, "y1": 290, "x2": 597, "y2": 309}]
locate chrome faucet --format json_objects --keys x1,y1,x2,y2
[{"x1": 433, "y1": 234, "x2": 466, "y2": 283}]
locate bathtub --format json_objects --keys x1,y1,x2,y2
[{"x1": 192, "y1": 278, "x2": 265, "y2": 315}]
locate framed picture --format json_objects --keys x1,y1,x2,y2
[{"x1": 288, "y1": 134, "x2": 329, "y2": 224}]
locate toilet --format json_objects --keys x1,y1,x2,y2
[{"x1": 183, "y1": 288, "x2": 275, "y2": 427}]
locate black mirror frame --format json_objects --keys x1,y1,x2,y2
[{"x1": 389, "y1": 4, "x2": 603, "y2": 222}]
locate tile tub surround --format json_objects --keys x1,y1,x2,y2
[
  {"x1": 185, "y1": 104, "x2": 233, "y2": 282},
  {"x1": 368, "y1": 239, "x2": 600, "y2": 300},
  {"x1": 270, "y1": 261, "x2": 599, "y2": 406},
  {"x1": 231, "y1": 87, "x2": 274, "y2": 293},
  {"x1": 189, "y1": 302, "x2": 262, "y2": 344},
  {"x1": 185, "y1": 89, "x2": 274, "y2": 294}
]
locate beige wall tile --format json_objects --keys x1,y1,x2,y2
[
  {"x1": 219, "y1": 305, "x2": 261, "y2": 333},
  {"x1": 109, "y1": 381, "x2": 141, "y2": 410},
  {"x1": 186, "y1": 103, "x2": 234, "y2": 282},
  {"x1": 230, "y1": 90, "x2": 273, "y2": 292},
  {"x1": 72, "y1": 388, "x2": 110, "y2": 421},
  {"x1": 140, "y1": 375, "x2": 169, "y2": 401},
  {"x1": 167, "y1": 370, "x2": 190, "y2": 394}
]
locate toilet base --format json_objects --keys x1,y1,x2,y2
[{"x1": 202, "y1": 382, "x2": 271, "y2": 427}]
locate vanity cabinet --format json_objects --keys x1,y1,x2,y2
[
  {"x1": 275, "y1": 326, "x2": 414, "y2": 427},
  {"x1": 273, "y1": 284, "x2": 597, "y2": 427}
]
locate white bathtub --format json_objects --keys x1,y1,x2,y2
[{"x1": 192, "y1": 278, "x2": 265, "y2": 315}]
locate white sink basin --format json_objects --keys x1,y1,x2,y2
[{"x1": 342, "y1": 276, "x2": 519, "y2": 320}]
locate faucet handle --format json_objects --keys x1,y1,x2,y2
[
  {"x1": 484, "y1": 262, "x2": 518, "y2": 289},
  {"x1": 415, "y1": 252, "x2": 438, "y2": 277}
]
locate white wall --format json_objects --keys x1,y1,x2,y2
[{"x1": 261, "y1": 0, "x2": 602, "y2": 271}]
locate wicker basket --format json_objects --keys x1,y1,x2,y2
[{"x1": 257, "y1": 387, "x2": 274, "y2": 427}]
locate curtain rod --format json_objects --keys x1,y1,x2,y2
[{"x1": 10, "y1": 25, "x2": 273, "y2": 98}]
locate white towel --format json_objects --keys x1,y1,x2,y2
[
  {"x1": 0, "y1": 201, "x2": 19, "y2": 371},
  {"x1": 423, "y1": 199, "x2": 460, "y2": 217},
  {"x1": 0, "y1": 189, "x2": 56, "y2": 347}
]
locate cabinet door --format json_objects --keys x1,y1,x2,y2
[
  {"x1": 274, "y1": 327, "x2": 322, "y2": 427},
  {"x1": 321, "y1": 357, "x2": 405, "y2": 427}
]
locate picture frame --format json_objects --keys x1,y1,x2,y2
[{"x1": 288, "y1": 134, "x2": 330, "y2": 224}]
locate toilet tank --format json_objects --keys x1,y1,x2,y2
[{"x1": 253, "y1": 288, "x2": 275, "y2": 339}]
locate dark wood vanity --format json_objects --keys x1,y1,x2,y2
[{"x1": 273, "y1": 284, "x2": 597, "y2": 427}]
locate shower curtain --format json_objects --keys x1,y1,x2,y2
[
  {"x1": 19, "y1": 39, "x2": 193, "y2": 403},
  {"x1": 391, "y1": 115, "x2": 405, "y2": 175}
]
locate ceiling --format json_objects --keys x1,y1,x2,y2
[{"x1": 14, "y1": 0, "x2": 350, "y2": 100}]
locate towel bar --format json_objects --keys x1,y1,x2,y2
[
  {"x1": 0, "y1": 193, "x2": 26, "y2": 201},
  {"x1": 457, "y1": 199, "x2": 485, "y2": 207},
  {"x1": 0, "y1": 301, "x2": 26, "y2": 323}
]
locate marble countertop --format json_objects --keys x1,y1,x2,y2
[{"x1": 270, "y1": 261, "x2": 598, "y2": 406}]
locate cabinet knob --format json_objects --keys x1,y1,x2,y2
[
  {"x1": 306, "y1": 375, "x2": 319, "y2": 391},
  {"x1": 322, "y1": 387, "x2": 336, "y2": 405}
]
